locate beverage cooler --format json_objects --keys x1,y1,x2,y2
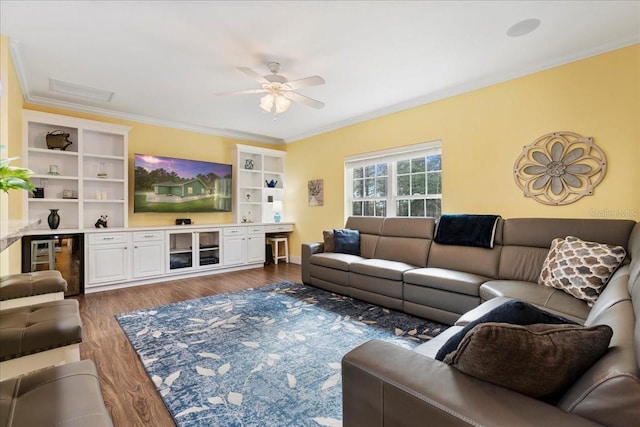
[{"x1": 21, "y1": 233, "x2": 84, "y2": 296}]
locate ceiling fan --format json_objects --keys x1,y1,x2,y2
[{"x1": 218, "y1": 62, "x2": 325, "y2": 115}]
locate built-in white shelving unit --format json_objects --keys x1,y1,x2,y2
[
  {"x1": 23, "y1": 111, "x2": 131, "y2": 230},
  {"x1": 233, "y1": 144, "x2": 286, "y2": 224}
]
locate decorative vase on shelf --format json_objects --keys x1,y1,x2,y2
[
  {"x1": 47, "y1": 209, "x2": 60, "y2": 229},
  {"x1": 97, "y1": 162, "x2": 108, "y2": 178},
  {"x1": 265, "y1": 179, "x2": 278, "y2": 188}
]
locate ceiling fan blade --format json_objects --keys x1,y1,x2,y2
[
  {"x1": 238, "y1": 67, "x2": 269, "y2": 84},
  {"x1": 216, "y1": 88, "x2": 267, "y2": 96},
  {"x1": 286, "y1": 92, "x2": 325, "y2": 109},
  {"x1": 284, "y1": 75, "x2": 325, "y2": 90}
]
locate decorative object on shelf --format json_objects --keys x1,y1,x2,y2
[
  {"x1": 244, "y1": 159, "x2": 254, "y2": 170},
  {"x1": 48, "y1": 164, "x2": 60, "y2": 175},
  {"x1": 45, "y1": 130, "x2": 73, "y2": 150},
  {"x1": 308, "y1": 179, "x2": 324, "y2": 206},
  {"x1": 94, "y1": 215, "x2": 108, "y2": 228},
  {"x1": 62, "y1": 190, "x2": 78, "y2": 199},
  {"x1": 267, "y1": 195, "x2": 273, "y2": 203},
  {"x1": 273, "y1": 200, "x2": 283, "y2": 223},
  {"x1": 513, "y1": 131, "x2": 607, "y2": 206},
  {"x1": 265, "y1": 179, "x2": 278, "y2": 188},
  {"x1": 241, "y1": 216, "x2": 248, "y2": 223},
  {"x1": 97, "y1": 162, "x2": 108, "y2": 178},
  {"x1": 47, "y1": 209, "x2": 60, "y2": 229},
  {"x1": 0, "y1": 145, "x2": 35, "y2": 194},
  {"x1": 33, "y1": 187, "x2": 45, "y2": 198},
  {"x1": 245, "y1": 193, "x2": 252, "y2": 202}
]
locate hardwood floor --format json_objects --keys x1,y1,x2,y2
[{"x1": 74, "y1": 263, "x2": 302, "y2": 427}]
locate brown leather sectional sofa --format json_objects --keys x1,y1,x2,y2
[{"x1": 302, "y1": 216, "x2": 640, "y2": 426}]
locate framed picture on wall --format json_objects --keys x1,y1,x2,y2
[{"x1": 308, "y1": 179, "x2": 324, "y2": 206}]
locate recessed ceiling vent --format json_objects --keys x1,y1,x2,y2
[{"x1": 49, "y1": 78, "x2": 115, "y2": 102}]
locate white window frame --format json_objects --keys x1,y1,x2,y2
[{"x1": 344, "y1": 141, "x2": 442, "y2": 221}]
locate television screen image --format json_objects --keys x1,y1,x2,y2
[{"x1": 134, "y1": 154, "x2": 232, "y2": 213}]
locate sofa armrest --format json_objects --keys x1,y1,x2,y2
[
  {"x1": 301, "y1": 242, "x2": 324, "y2": 284},
  {"x1": 342, "y1": 340, "x2": 601, "y2": 427}
]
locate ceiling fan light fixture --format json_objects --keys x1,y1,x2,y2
[
  {"x1": 275, "y1": 95, "x2": 291, "y2": 114},
  {"x1": 260, "y1": 94, "x2": 274, "y2": 112}
]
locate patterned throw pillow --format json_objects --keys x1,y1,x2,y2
[{"x1": 539, "y1": 236, "x2": 626, "y2": 306}]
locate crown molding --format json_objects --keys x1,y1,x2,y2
[
  {"x1": 283, "y1": 36, "x2": 640, "y2": 144},
  {"x1": 9, "y1": 41, "x2": 283, "y2": 145}
]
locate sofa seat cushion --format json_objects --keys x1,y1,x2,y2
[
  {"x1": 309, "y1": 252, "x2": 365, "y2": 272},
  {"x1": 480, "y1": 280, "x2": 590, "y2": 323},
  {"x1": 0, "y1": 359, "x2": 113, "y2": 427},
  {"x1": 0, "y1": 271, "x2": 67, "y2": 301},
  {"x1": 350, "y1": 259, "x2": 416, "y2": 281},
  {"x1": 0, "y1": 299, "x2": 82, "y2": 361},
  {"x1": 404, "y1": 267, "x2": 488, "y2": 297}
]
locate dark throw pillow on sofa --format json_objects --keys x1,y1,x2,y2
[
  {"x1": 333, "y1": 229, "x2": 361, "y2": 255},
  {"x1": 435, "y1": 300, "x2": 576, "y2": 361},
  {"x1": 443, "y1": 322, "x2": 613, "y2": 401}
]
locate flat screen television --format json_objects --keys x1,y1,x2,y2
[{"x1": 134, "y1": 154, "x2": 232, "y2": 213}]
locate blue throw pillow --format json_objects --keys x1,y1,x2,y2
[
  {"x1": 333, "y1": 229, "x2": 360, "y2": 255},
  {"x1": 435, "y1": 300, "x2": 576, "y2": 361}
]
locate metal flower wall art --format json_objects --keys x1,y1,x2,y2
[{"x1": 513, "y1": 131, "x2": 607, "y2": 205}]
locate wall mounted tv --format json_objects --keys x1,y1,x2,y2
[{"x1": 134, "y1": 154, "x2": 232, "y2": 213}]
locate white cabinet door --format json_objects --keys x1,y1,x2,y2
[
  {"x1": 246, "y1": 226, "x2": 265, "y2": 264},
  {"x1": 88, "y1": 243, "x2": 129, "y2": 285},
  {"x1": 223, "y1": 227, "x2": 247, "y2": 268},
  {"x1": 223, "y1": 235, "x2": 245, "y2": 266},
  {"x1": 133, "y1": 240, "x2": 165, "y2": 279},
  {"x1": 166, "y1": 230, "x2": 196, "y2": 273}
]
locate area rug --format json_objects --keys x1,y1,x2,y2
[{"x1": 116, "y1": 281, "x2": 446, "y2": 426}]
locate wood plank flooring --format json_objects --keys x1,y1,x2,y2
[{"x1": 74, "y1": 263, "x2": 302, "y2": 427}]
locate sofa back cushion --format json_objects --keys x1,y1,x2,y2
[
  {"x1": 498, "y1": 218, "x2": 636, "y2": 282},
  {"x1": 426, "y1": 219, "x2": 503, "y2": 277},
  {"x1": 374, "y1": 217, "x2": 435, "y2": 267},
  {"x1": 345, "y1": 217, "x2": 384, "y2": 259},
  {"x1": 555, "y1": 268, "x2": 640, "y2": 426}
]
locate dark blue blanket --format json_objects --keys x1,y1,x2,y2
[{"x1": 434, "y1": 214, "x2": 501, "y2": 248}]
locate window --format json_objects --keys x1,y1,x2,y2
[{"x1": 345, "y1": 141, "x2": 442, "y2": 219}]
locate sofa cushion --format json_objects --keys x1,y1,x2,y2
[
  {"x1": 404, "y1": 267, "x2": 488, "y2": 297},
  {"x1": 334, "y1": 229, "x2": 361, "y2": 255},
  {"x1": 539, "y1": 236, "x2": 627, "y2": 307},
  {"x1": 309, "y1": 252, "x2": 364, "y2": 272},
  {"x1": 443, "y1": 322, "x2": 613, "y2": 401},
  {"x1": 435, "y1": 299, "x2": 576, "y2": 361},
  {"x1": 480, "y1": 280, "x2": 590, "y2": 323},
  {"x1": 322, "y1": 230, "x2": 335, "y2": 252},
  {"x1": 350, "y1": 259, "x2": 416, "y2": 281}
]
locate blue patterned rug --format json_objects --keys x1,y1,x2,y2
[{"x1": 116, "y1": 281, "x2": 446, "y2": 426}]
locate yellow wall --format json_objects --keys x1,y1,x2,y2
[
  {"x1": 286, "y1": 45, "x2": 640, "y2": 257},
  {"x1": 1, "y1": 35, "x2": 26, "y2": 275},
  {"x1": 4, "y1": 40, "x2": 638, "y2": 266}
]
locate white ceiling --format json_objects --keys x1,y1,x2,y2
[{"x1": 1, "y1": 1, "x2": 639, "y2": 145}]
